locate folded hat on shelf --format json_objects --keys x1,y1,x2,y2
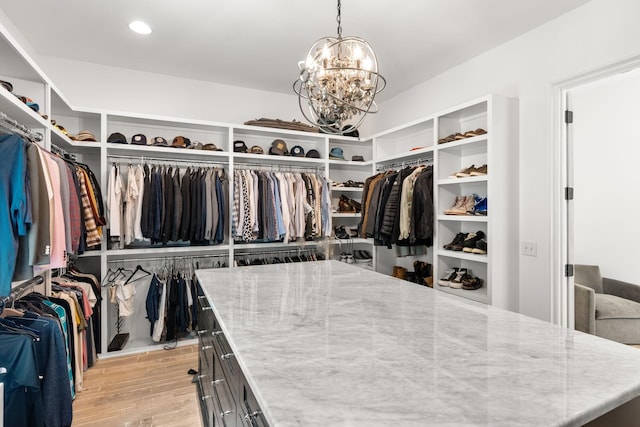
[
  {"x1": 249, "y1": 145, "x2": 264, "y2": 154},
  {"x1": 203, "y1": 143, "x2": 222, "y2": 151},
  {"x1": 329, "y1": 147, "x2": 344, "y2": 160},
  {"x1": 131, "y1": 134, "x2": 147, "y2": 145},
  {"x1": 152, "y1": 136, "x2": 168, "y2": 146},
  {"x1": 305, "y1": 149, "x2": 321, "y2": 158},
  {"x1": 171, "y1": 136, "x2": 191, "y2": 148},
  {"x1": 290, "y1": 145, "x2": 305, "y2": 157},
  {"x1": 107, "y1": 132, "x2": 128, "y2": 144},
  {"x1": 234, "y1": 140, "x2": 248, "y2": 153},
  {"x1": 0, "y1": 80, "x2": 13, "y2": 92},
  {"x1": 77, "y1": 130, "x2": 97, "y2": 142},
  {"x1": 269, "y1": 139, "x2": 287, "y2": 156}
]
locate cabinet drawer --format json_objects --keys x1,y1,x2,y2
[
  {"x1": 197, "y1": 372, "x2": 215, "y2": 427},
  {"x1": 211, "y1": 374, "x2": 237, "y2": 427},
  {"x1": 212, "y1": 328, "x2": 240, "y2": 397},
  {"x1": 239, "y1": 378, "x2": 268, "y2": 427}
]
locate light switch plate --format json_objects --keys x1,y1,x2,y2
[{"x1": 521, "y1": 241, "x2": 537, "y2": 257}]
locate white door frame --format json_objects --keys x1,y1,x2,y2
[{"x1": 551, "y1": 54, "x2": 640, "y2": 327}]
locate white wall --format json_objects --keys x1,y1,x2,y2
[
  {"x1": 375, "y1": 0, "x2": 640, "y2": 321},
  {"x1": 571, "y1": 67, "x2": 640, "y2": 285},
  {"x1": 39, "y1": 55, "x2": 303, "y2": 126}
]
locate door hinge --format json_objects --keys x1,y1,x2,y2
[
  {"x1": 565, "y1": 110, "x2": 574, "y2": 124},
  {"x1": 565, "y1": 264, "x2": 574, "y2": 277},
  {"x1": 565, "y1": 187, "x2": 574, "y2": 200}
]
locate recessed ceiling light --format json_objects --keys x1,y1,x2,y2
[{"x1": 129, "y1": 21, "x2": 152, "y2": 35}]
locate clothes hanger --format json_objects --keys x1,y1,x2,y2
[{"x1": 123, "y1": 264, "x2": 152, "y2": 285}]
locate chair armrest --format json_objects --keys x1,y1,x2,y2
[
  {"x1": 574, "y1": 283, "x2": 596, "y2": 334},
  {"x1": 603, "y1": 278, "x2": 640, "y2": 304}
]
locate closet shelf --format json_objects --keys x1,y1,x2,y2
[
  {"x1": 328, "y1": 159, "x2": 373, "y2": 168},
  {"x1": 0, "y1": 88, "x2": 48, "y2": 129},
  {"x1": 330, "y1": 187, "x2": 363, "y2": 192},
  {"x1": 436, "y1": 137, "x2": 487, "y2": 155},
  {"x1": 376, "y1": 146, "x2": 434, "y2": 164},
  {"x1": 436, "y1": 250, "x2": 488, "y2": 263},
  {"x1": 438, "y1": 176, "x2": 488, "y2": 185},
  {"x1": 332, "y1": 212, "x2": 361, "y2": 218},
  {"x1": 436, "y1": 285, "x2": 488, "y2": 304},
  {"x1": 329, "y1": 238, "x2": 372, "y2": 245},
  {"x1": 51, "y1": 127, "x2": 100, "y2": 155},
  {"x1": 233, "y1": 240, "x2": 327, "y2": 250},
  {"x1": 437, "y1": 215, "x2": 488, "y2": 223},
  {"x1": 232, "y1": 152, "x2": 325, "y2": 167},
  {"x1": 105, "y1": 245, "x2": 231, "y2": 259},
  {"x1": 106, "y1": 143, "x2": 230, "y2": 161}
]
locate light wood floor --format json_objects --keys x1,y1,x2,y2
[{"x1": 72, "y1": 344, "x2": 201, "y2": 427}]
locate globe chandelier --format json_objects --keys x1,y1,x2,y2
[{"x1": 293, "y1": 0, "x2": 386, "y2": 135}]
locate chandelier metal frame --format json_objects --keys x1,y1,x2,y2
[{"x1": 294, "y1": 0, "x2": 386, "y2": 135}]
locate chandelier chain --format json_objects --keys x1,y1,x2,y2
[{"x1": 336, "y1": 0, "x2": 342, "y2": 39}]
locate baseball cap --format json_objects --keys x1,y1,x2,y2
[
  {"x1": 270, "y1": 139, "x2": 287, "y2": 156},
  {"x1": 131, "y1": 134, "x2": 147, "y2": 145},
  {"x1": 342, "y1": 125, "x2": 359, "y2": 138},
  {"x1": 306, "y1": 149, "x2": 321, "y2": 158},
  {"x1": 107, "y1": 132, "x2": 128, "y2": 144},
  {"x1": 171, "y1": 136, "x2": 191, "y2": 148},
  {"x1": 188, "y1": 142, "x2": 203, "y2": 150},
  {"x1": 329, "y1": 147, "x2": 345, "y2": 160},
  {"x1": 151, "y1": 136, "x2": 168, "y2": 146},
  {"x1": 249, "y1": 145, "x2": 264, "y2": 154},
  {"x1": 0, "y1": 80, "x2": 13, "y2": 92},
  {"x1": 203, "y1": 144, "x2": 222, "y2": 151},
  {"x1": 290, "y1": 145, "x2": 305, "y2": 157},
  {"x1": 234, "y1": 140, "x2": 248, "y2": 153},
  {"x1": 351, "y1": 155, "x2": 364, "y2": 162}
]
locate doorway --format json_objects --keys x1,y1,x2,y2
[{"x1": 554, "y1": 58, "x2": 640, "y2": 332}]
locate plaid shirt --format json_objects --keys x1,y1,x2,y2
[{"x1": 76, "y1": 167, "x2": 101, "y2": 247}]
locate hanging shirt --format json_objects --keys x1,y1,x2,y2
[
  {"x1": 0, "y1": 134, "x2": 30, "y2": 296},
  {"x1": 107, "y1": 164, "x2": 123, "y2": 238},
  {"x1": 124, "y1": 165, "x2": 139, "y2": 245}
]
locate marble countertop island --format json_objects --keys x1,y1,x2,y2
[{"x1": 196, "y1": 261, "x2": 640, "y2": 426}]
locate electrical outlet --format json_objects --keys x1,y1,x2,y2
[{"x1": 521, "y1": 241, "x2": 537, "y2": 257}]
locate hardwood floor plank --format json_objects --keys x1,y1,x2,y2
[{"x1": 73, "y1": 345, "x2": 201, "y2": 427}]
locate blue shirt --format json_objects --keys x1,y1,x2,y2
[{"x1": 0, "y1": 134, "x2": 30, "y2": 297}]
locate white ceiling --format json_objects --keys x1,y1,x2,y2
[{"x1": 0, "y1": 0, "x2": 591, "y2": 101}]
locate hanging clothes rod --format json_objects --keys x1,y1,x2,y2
[
  {"x1": 376, "y1": 157, "x2": 433, "y2": 171},
  {"x1": 0, "y1": 111, "x2": 44, "y2": 142},
  {"x1": 51, "y1": 142, "x2": 77, "y2": 160},
  {"x1": 107, "y1": 153, "x2": 227, "y2": 167},
  {"x1": 234, "y1": 161, "x2": 325, "y2": 172},
  {"x1": 107, "y1": 253, "x2": 228, "y2": 265},
  {"x1": 0, "y1": 275, "x2": 45, "y2": 307}
]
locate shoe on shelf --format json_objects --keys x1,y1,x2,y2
[
  {"x1": 470, "y1": 164, "x2": 488, "y2": 176},
  {"x1": 438, "y1": 267, "x2": 459, "y2": 287},
  {"x1": 455, "y1": 164, "x2": 476, "y2": 178},
  {"x1": 449, "y1": 269, "x2": 469, "y2": 289},
  {"x1": 462, "y1": 276, "x2": 484, "y2": 290},
  {"x1": 345, "y1": 254, "x2": 355, "y2": 264},
  {"x1": 334, "y1": 226, "x2": 350, "y2": 239},
  {"x1": 463, "y1": 195, "x2": 476, "y2": 215},
  {"x1": 349, "y1": 227, "x2": 359, "y2": 237},
  {"x1": 444, "y1": 232, "x2": 466, "y2": 250},
  {"x1": 462, "y1": 231, "x2": 486, "y2": 253},
  {"x1": 354, "y1": 250, "x2": 372, "y2": 264},
  {"x1": 452, "y1": 233, "x2": 474, "y2": 251},
  {"x1": 473, "y1": 195, "x2": 487, "y2": 216},
  {"x1": 338, "y1": 195, "x2": 356, "y2": 213},
  {"x1": 340, "y1": 252, "x2": 348, "y2": 262},
  {"x1": 444, "y1": 196, "x2": 467, "y2": 215},
  {"x1": 472, "y1": 239, "x2": 488, "y2": 255}
]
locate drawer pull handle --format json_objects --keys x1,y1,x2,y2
[
  {"x1": 202, "y1": 345, "x2": 214, "y2": 351},
  {"x1": 220, "y1": 410, "x2": 233, "y2": 417},
  {"x1": 201, "y1": 394, "x2": 212, "y2": 401},
  {"x1": 212, "y1": 379, "x2": 225, "y2": 386},
  {"x1": 221, "y1": 353, "x2": 234, "y2": 360},
  {"x1": 245, "y1": 411, "x2": 262, "y2": 420},
  {"x1": 212, "y1": 330, "x2": 223, "y2": 336},
  {"x1": 202, "y1": 306, "x2": 213, "y2": 311},
  {"x1": 197, "y1": 329, "x2": 208, "y2": 335},
  {"x1": 197, "y1": 374, "x2": 207, "y2": 380}
]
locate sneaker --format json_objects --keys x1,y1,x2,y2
[
  {"x1": 455, "y1": 164, "x2": 476, "y2": 178},
  {"x1": 462, "y1": 231, "x2": 486, "y2": 253},
  {"x1": 452, "y1": 232, "x2": 474, "y2": 251},
  {"x1": 471, "y1": 239, "x2": 488, "y2": 255},
  {"x1": 334, "y1": 226, "x2": 350, "y2": 239},
  {"x1": 449, "y1": 269, "x2": 469, "y2": 289},
  {"x1": 444, "y1": 196, "x2": 467, "y2": 215},
  {"x1": 444, "y1": 232, "x2": 466, "y2": 250},
  {"x1": 473, "y1": 196, "x2": 487, "y2": 216},
  {"x1": 462, "y1": 276, "x2": 484, "y2": 290},
  {"x1": 345, "y1": 254, "x2": 355, "y2": 264},
  {"x1": 438, "y1": 268, "x2": 459, "y2": 287},
  {"x1": 470, "y1": 164, "x2": 488, "y2": 176},
  {"x1": 340, "y1": 252, "x2": 348, "y2": 262},
  {"x1": 354, "y1": 250, "x2": 372, "y2": 264},
  {"x1": 462, "y1": 195, "x2": 476, "y2": 215}
]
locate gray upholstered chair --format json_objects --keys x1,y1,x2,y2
[{"x1": 574, "y1": 264, "x2": 640, "y2": 344}]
